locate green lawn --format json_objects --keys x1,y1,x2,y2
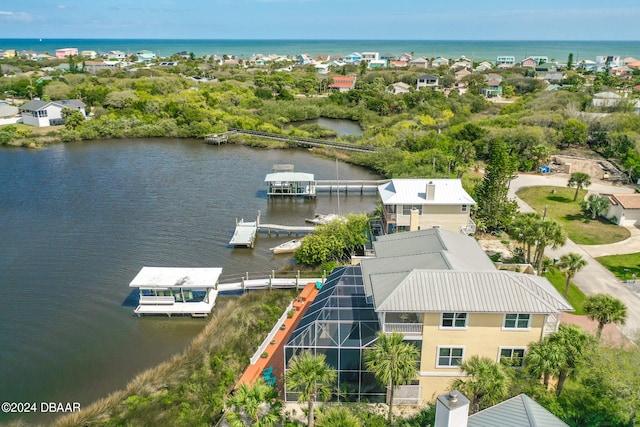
[
  {"x1": 516, "y1": 186, "x2": 630, "y2": 245},
  {"x1": 596, "y1": 252, "x2": 640, "y2": 281},
  {"x1": 544, "y1": 271, "x2": 587, "y2": 314}
]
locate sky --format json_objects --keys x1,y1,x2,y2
[{"x1": 1, "y1": 0, "x2": 639, "y2": 40}]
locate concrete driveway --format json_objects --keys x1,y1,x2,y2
[{"x1": 508, "y1": 173, "x2": 640, "y2": 340}]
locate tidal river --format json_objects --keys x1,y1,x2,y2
[{"x1": 0, "y1": 139, "x2": 379, "y2": 423}]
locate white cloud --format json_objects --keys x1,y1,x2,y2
[{"x1": 0, "y1": 10, "x2": 34, "y2": 21}]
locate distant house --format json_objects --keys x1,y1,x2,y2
[
  {"x1": 520, "y1": 57, "x2": 539, "y2": 68},
  {"x1": 368, "y1": 59, "x2": 387, "y2": 69},
  {"x1": 475, "y1": 61, "x2": 493, "y2": 72},
  {"x1": 451, "y1": 59, "x2": 472, "y2": 70},
  {"x1": 315, "y1": 63, "x2": 330, "y2": 74},
  {"x1": 431, "y1": 57, "x2": 450, "y2": 68},
  {"x1": 0, "y1": 101, "x2": 20, "y2": 125},
  {"x1": 535, "y1": 62, "x2": 557, "y2": 73},
  {"x1": 455, "y1": 68, "x2": 471, "y2": 81},
  {"x1": 592, "y1": 91, "x2": 622, "y2": 107},
  {"x1": 55, "y1": 48, "x2": 78, "y2": 59},
  {"x1": 107, "y1": 50, "x2": 126, "y2": 61},
  {"x1": 410, "y1": 57, "x2": 430, "y2": 69},
  {"x1": 344, "y1": 52, "x2": 362, "y2": 63},
  {"x1": 2, "y1": 49, "x2": 17, "y2": 58},
  {"x1": 380, "y1": 53, "x2": 395, "y2": 61},
  {"x1": 416, "y1": 74, "x2": 439, "y2": 89},
  {"x1": 389, "y1": 60, "x2": 409, "y2": 68},
  {"x1": 83, "y1": 60, "x2": 119, "y2": 74},
  {"x1": 136, "y1": 50, "x2": 156, "y2": 62},
  {"x1": 389, "y1": 82, "x2": 411, "y2": 95},
  {"x1": 361, "y1": 52, "x2": 380, "y2": 62},
  {"x1": 328, "y1": 75, "x2": 356, "y2": 92},
  {"x1": 19, "y1": 99, "x2": 86, "y2": 127},
  {"x1": 80, "y1": 50, "x2": 97, "y2": 59},
  {"x1": 296, "y1": 54, "x2": 313, "y2": 65},
  {"x1": 496, "y1": 55, "x2": 515, "y2": 65},
  {"x1": 378, "y1": 178, "x2": 476, "y2": 235},
  {"x1": 481, "y1": 79, "x2": 503, "y2": 98},
  {"x1": 606, "y1": 194, "x2": 640, "y2": 225}
]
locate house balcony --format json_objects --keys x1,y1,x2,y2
[
  {"x1": 383, "y1": 323, "x2": 423, "y2": 335},
  {"x1": 461, "y1": 218, "x2": 476, "y2": 235},
  {"x1": 542, "y1": 313, "x2": 560, "y2": 338}
]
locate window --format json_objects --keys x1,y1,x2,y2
[
  {"x1": 503, "y1": 313, "x2": 531, "y2": 329},
  {"x1": 499, "y1": 348, "x2": 526, "y2": 367},
  {"x1": 402, "y1": 205, "x2": 423, "y2": 215},
  {"x1": 440, "y1": 312, "x2": 467, "y2": 329},
  {"x1": 461, "y1": 204, "x2": 468, "y2": 212},
  {"x1": 437, "y1": 347, "x2": 464, "y2": 367}
]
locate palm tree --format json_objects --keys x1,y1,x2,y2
[
  {"x1": 533, "y1": 219, "x2": 567, "y2": 275},
  {"x1": 451, "y1": 355, "x2": 510, "y2": 413},
  {"x1": 581, "y1": 194, "x2": 611, "y2": 219},
  {"x1": 583, "y1": 294, "x2": 628, "y2": 340},
  {"x1": 557, "y1": 253, "x2": 587, "y2": 298},
  {"x1": 567, "y1": 172, "x2": 591, "y2": 202},
  {"x1": 316, "y1": 406, "x2": 362, "y2": 427},
  {"x1": 548, "y1": 324, "x2": 596, "y2": 397},
  {"x1": 225, "y1": 378, "x2": 281, "y2": 427},
  {"x1": 285, "y1": 351, "x2": 336, "y2": 427},
  {"x1": 364, "y1": 332, "x2": 419, "y2": 424},
  {"x1": 525, "y1": 338, "x2": 565, "y2": 389}
]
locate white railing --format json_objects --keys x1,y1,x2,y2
[
  {"x1": 383, "y1": 323, "x2": 423, "y2": 335},
  {"x1": 543, "y1": 313, "x2": 560, "y2": 338},
  {"x1": 249, "y1": 300, "x2": 295, "y2": 365},
  {"x1": 138, "y1": 295, "x2": 175, "y2": 305}
]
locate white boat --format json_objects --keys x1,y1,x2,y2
[
  {"x1": 128, "y1": 267, "x2": 222, "y2": 317},
  {"x1": 270, "y1": 239, "x2": 303, "y2": 254},
  {"x1": 304, "y1": 213, "x2": 344, "y2": 225}
]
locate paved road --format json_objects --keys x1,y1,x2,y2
[{"x1": 508, "y1": 173, "x2": 640, "y2": 340}]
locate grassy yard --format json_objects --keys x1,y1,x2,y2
[
  {"x1": 544, "y1": 271, "x2": 587, "y2": 315},
  {"x1": 516, "y1": 186, "x2": 630, "y2": 245},
  {"x1": 596, "y1": 252, "x2": 640, "y2": 281}
]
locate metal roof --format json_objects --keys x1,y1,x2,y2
[
  {"x1": 128, "y1": 267, "x2": 223, "y2": 289},
  {"x1": 370, "y1": 270, "x2": 573, "y2": 313},
  {"x1": 377, "y1": 179, "x2": 476, "y2": 206},
  {"x1": 468, "y1": 394, "x2": 569, "y2": 427},
  {"x1": 20, "y1": 99, "x2": 86, "y2": 111},
  {"x1": 264, "y1": 172, "x2": 314, "y2": 182}
]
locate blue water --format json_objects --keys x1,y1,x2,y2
[{"x1": 1, "y1": 39, "x2": 638, "y2": 62}]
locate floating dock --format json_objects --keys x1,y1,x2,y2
[{"x1": 229, "y1": 215, "x2": 259, "y2": 248}]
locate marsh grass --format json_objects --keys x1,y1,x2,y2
[{"x1": 52, "y1": 290, "x2": 295, "y2": 427}]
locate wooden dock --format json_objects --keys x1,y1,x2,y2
[
  {"x1": 315, "y1": 179, "x2": 389, "y2": 194},
  {"x1": 257, "y1": 223, "x2": 315, "y2": 236},
  {"x1": 229, "y1": 214, "x2": 259, "y2": 248}
]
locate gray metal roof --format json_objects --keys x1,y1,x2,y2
[
  {"x1": 377, "y1": 179, "x2": 476, "y2": 206},
  {"x1": 20, "y1": 99, "x2": 85, "y2": 111},
  {"x1": 468, "y1": 394, "x2": 569, "y2": 427},
  {"x1": 264, "y1": 172, "x2": 314, "y2": 182},
  {"x1": 0, "y1": 103, "x2": 19, "y2": 117},
  {"x1": 370, "y1": 270, "x2": 573, "y2": 313}
]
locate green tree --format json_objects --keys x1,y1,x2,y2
[
  {"x1": 62, "y1": 108, "x2": 85, "y2": 130},
  {"x1": 567, "y1": 53, "x2": 574, "y2": 71},
  {"x1": 557, "y1": 252, "x2": 587, "y2": 298},
  {"x1": 364, "y1": 332, "x2": 419, "y2": 424},
  {"x1": 548, "y1": 324, "x2": 596, "y2": 397},
  {"x1": 285, "y1": 351, "x2": 336, "y2": 427},
  {"x1": 225, "y1": 378, "x2": 281, "y2": 427},
  {"x1": 532, "y1": 219, "x2": 567, "y2": 275},
  {"x1": 316, "y1": 406, "x2": 362, "y2": 427},
  {"x1": 451, "y1": 355, "x2": 510, "y2": 414},
  {"x1": 525, "y1": 338, "x2": 565, "y2": 388},
  {"x1": 560, "y1": 118, "x2": 588, "y2": 147},
  {"x1": 567, "y1": 172, "x2": 591, "y2": 202},
  {"x1": 580, "y1": 194, "x2": 610, "y2": 219},
  {"x1": 510, "y1": 213, "x2": 541, "y2": 264},
  {"x1": 583, "y1": 294, "x2": 628, "y2": 340},
  {"x1": 474, "y1": 138, "x2": 518, "y2": 231}
]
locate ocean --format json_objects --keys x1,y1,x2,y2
[{"x1": 1, "y1": 39, "x2": 638, "y2": 62}]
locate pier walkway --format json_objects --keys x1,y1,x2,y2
[
  {"x1": 315, "y1": 179, "x2": 389, "y2": 194},
  {"x1": 229, "y1": 217, "x2": 259, "y2": 248},
  {"x1": 205, "y1": 128, "x2": 378, "y2": 153},
  {"x1": 217, "y1": 275, "x2": 324, "y2": 293},
  {"x1": 257, "y1": 223, "x2": 315, "y2": 236}
]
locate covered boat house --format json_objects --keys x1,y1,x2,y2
[
  {"x1": 265, "y1": 171, "x2": 316, "y2": 198},
  {"x1": 129, "y1": 267, "x2": 222, "y2": 317}
]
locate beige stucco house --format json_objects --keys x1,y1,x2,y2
[
  {"x1": 378, "y1": 179, "x2": 476, "y2": 235},
  {"x1": 606, "y1": 193, "x2": 640, "y2": 225}
]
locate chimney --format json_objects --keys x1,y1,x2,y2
[
  {"x1": 426, "y1": 181, "x2": 436, "y2": 201},
  {"x1": 409, "y1": 208, "x2": 420, "y2": 231},
  {"x1": 435, "y1": 390, "x2": 469, "y2": 427}
]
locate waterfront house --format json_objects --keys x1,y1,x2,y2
[
  {"x1": 475, "y1": 61, "x2": 493, "y2": 72},
  {"x1": 520, "y1": 57, "x2": 539, "y2": 68},
  {"x1": 361, "y1": 52, "x2": 380, "y2": 62},
  {"x1": 496, "y1": 55, "x2": 515, "y2": 65},
  {"x1": 107, "y1": 50, "x2": 126, "y2": 61},
  {"x1": 416, "y1": 74, "x2": 439, "y2": 90},
  {"x1": 398, "y1": 53, "x2": 413, "y2": 62},
  {"x1": 377, "y1": 178, "x2": 476, "y2": 235},
  {"x1": 2, "y1": 49, "x2": 17, "y2": 58},
  {"x1": 136, "y1": 50, "x2": 156, "y2": 62},
  {"x1": 55, "y1": 47, "x2": 78, "y2": 59},
  {"x1": 431, "y1": 57, "x2": 450, "y2": 68},
  {"x1": 283, "y1": 228, "x2": 572, "y2": 404},
  {"x1": 264, "y1": 170, "x2": 316, "y2": 198},
  {"x1": 451, "y1": 59, "x2": 472, "y2": 70},
  {"x1": 296, "y1": 54, "x2": 314, "y2": 65},
  {"x1": 328, "y1": 75, "x2": 357, "y2": 92},
  {"x1": 389, "y1": 60, "x2": 409, "y2": 68},
  {"x1": 19, "y1": 99, "x2": 86, "y2": 127},
  {"x1": 0, "y1": 101, "x2": 20, "y2": 125},
  {"x1": 368, "y1": 59, "x2": 387, "y2": 69},
  {"x1": 345, "y1": 52, "x2": 362, "y2": 64},
  {"x1": 81, "y1": 50, "x2": 97, "y2": 59}
]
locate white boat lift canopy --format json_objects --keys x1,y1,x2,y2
[{"x1": 129, "y1": 267, "x2": 223, "y2": 290}]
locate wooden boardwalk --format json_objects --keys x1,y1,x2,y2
[
  {"x1": 205, "y1": 128, "x2": 378, "y2": 153},
  {"x1": 315, "y1": 179, "x2": 389, "y2": 194},
  {"x1": 257, "y1": 223, "x2": 315, "y2": 236},
  {"x1": 229, "y1": 218, "x2": 258, "y2": 248}
]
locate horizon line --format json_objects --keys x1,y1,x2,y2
[{"x1": 1, "y1": 38, "x2": 639, "y2": 42}]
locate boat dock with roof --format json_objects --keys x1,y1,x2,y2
[{"x1": 129, "y1": 267, "x2": 222, "y2": 317}]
